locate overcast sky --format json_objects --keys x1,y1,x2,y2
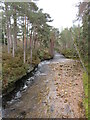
[{"x1": 37, "y1": 0, "x2": 82, "y2": 30}]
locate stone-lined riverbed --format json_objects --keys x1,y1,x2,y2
[{"x1": 2, "y1": 53, "x2": 85, "y2": 118}]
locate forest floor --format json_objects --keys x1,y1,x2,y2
[{"x1": 3, "y1": 55, "x2": 86, "y2": 118}]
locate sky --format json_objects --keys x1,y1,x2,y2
[{"x1": 37, "y1": 0, "x2": 83, "y2": 31}]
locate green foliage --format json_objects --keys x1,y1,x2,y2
[
  {"x1": 37, "y1": 48, "x2": 51, "y2": 60},
  {"x1": 1, "y1": 1, "x2": 53, "y2": 93},
  {"x1": 56, "y1": 25, "x2": 88, "y2": 65},
  {"x1": 71, "y1": 25, "x2": 88, "y2": 64},
  {"x1": 2, "y1": 46, "x2": 52, "y2": 91},
  {"x1": 37, "y1": 49, "x2": 44, "y2": 59},
  {"x1": 61, "y1": 49, "x2": 78, "y2": 59},
  {"x1": 2, "y1": 50, "x2": 29, "y2": 89},
  {"x1": 83, "y1": 72, "x2": 88, "y2": 118},
  {"x1": 56, "y1": 27, "x2": 77, "y2": 58}
]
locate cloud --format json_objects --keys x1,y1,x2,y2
[{"x1": 37, "y1": 0, "x2": 81, "y2": 30}]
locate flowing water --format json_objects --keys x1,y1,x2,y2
[{"x1": 2, "y1": 53, "x2": 85, "y2": 118}]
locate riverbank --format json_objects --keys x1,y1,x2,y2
[
  {"x1": 3, "y1": 54, "x2": 86, "y2": 118},
  {"x1": 49, "y1": 60, "x2": 85, "y2": 118},
  {"x1": 2, "y1": 47, "x2": 52, "y2": 94}
]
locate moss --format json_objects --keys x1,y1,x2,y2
[{"x1": 83, "y1": 72, "x2": 88, "y2": 118}]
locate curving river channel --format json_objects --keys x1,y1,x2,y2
[{"x1": 2, "y1": 53, "x2": 85, "y2": 118}]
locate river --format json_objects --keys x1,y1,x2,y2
[{"x1": 2, "y1": 53, "x2": 85, "y2": 118}]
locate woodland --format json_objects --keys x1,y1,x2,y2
[{"x1": 0, "y1": 1, "x2": 89, "y2": 118}]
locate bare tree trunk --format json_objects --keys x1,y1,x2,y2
[
  {"x1": 50, "y1": 33, "x2": 54, "y2": 57},
  {"x1": 5, "y1": 3, "x2": 10, "y2": 54},
  {"x1": 71, "y1": 33, "x2": 88, "y2": 75},
  {"x1": 35, "y1": 34, "x2": 38, "y2": 52},
  {"x1": 3, "y1": 34, "x2": 5, "y2": 47},
  {"x1": 9, "y1": 17, "x2": 12, "y2": 48},
  {"x1": 3, "y1": 28, "x2": 5, "y2": 47},
  {"x1": 33, "y1": 26, "x2": 35, "y2": 49},
  {"x1": 23, "y1": 32, "x2": 24, "y2": 50},
  {"x1": 22, "y1": 18, "x2": 24, "y2": 50},
  {"x1": 31, "y1": 48, "x2": 32, "y2": 66},
  {"x1": 34, "y1": 36, "x2": 36, "y2": 49},
  {"x1": 50, "y1": 39, "x2": 53, "y2": 56},
  {"x1": 12, "y1": 35, "x2": 15, "y2": 57},
  {"x1": 13, "y1": 5, "x2": 17, "y2": 50},
  {"x1": 30, "y1": 31, "x2": 32, "y2": 49},
  {"x1": 29, "y1": 30, "x2": 33, "y2": 65},
  {"x1": 33, "y1": 26, "x2": 37, "y2": 49},
  {"x1": 26, "y1": 17, "x2": 28, "y2": 49},
  {"x1": 24, "y1": 44, "x2": 26, "y2": 63},
  {"x1": 24, "y1": 16, "x2": 26, "y2": 63}
]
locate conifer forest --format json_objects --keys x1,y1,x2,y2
[{"x1": 0, "y1": 0, "x2": 89, "y2": 119}]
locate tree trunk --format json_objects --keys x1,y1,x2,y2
[
  {"x1": 23, "y1": 32, "x2": 24, "y2": 50},
  {"x1": 22, "y1": 17, "x2": 24, "y2": 50},
  {"x1": 30, "y1": 33, "x2": 32, "y2": 66},
  {"x1": 30, "y1": 31, "x2": 32, "y2": 49},
  {"x1": 24, "y1": 16, "x2": 26, "y2": 63},
  {"x1": 13, "y1": 5, "x2": 17, "y2": 50},
  {"x1": 3, "y1": 33, "x2": 5, "y2": 47},
  {"x1": 12, "y1": 35, "x2": 15, "y2": 57},
  {"x1": 50, "y1": 34, "x2": 54, "y2": 57},
  {"x1": 33, "y1": 27, "x2": 37, "y2": 49},
  {"x1": 30, "y1": 31, "x2": 33, "y2": 65},
  {"x1": 26, "y1": 17, "x2": 28, "y2": 49},
  {"x1": 5, "y1": 3, "x2": 10, "y2": 54},
  {"x1": 71, "y1": 33, "x2": 88, "y2": 75},
  {"x1": 9, "y1": 17, "x2": 12, "y2": 48},
  {"x1": 2, "y1": 28, "x2": 5, "y2": 47}
]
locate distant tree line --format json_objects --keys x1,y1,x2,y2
[{"x1": 55, "y1": 1, "x2": 89, "y2": 68}]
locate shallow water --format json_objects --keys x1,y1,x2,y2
[{"x1": 2, "y1": 53, "x2": 85, "y2": 118}]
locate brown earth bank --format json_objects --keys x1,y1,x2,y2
[{"x1": 3, "y1": 57, "x2": 86, "y2": 118}]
